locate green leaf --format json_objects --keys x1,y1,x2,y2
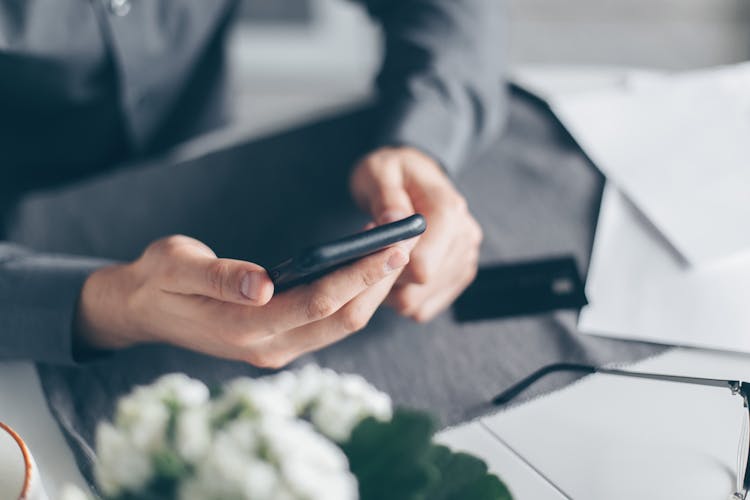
[
  {"x1": 152, "y1": 449, "x2": 188, "y2": 480},
  {"x1": 457, "y1": 475, "x2": 513, "y2": 500},
  {"x1": 426, "y1": 446, "x2": 511, "y2": 500},
  {"x1": 341, "y1": 409, "x2": 513, "y2": 500},
  {"x1": 342, "y1": 409, "x2": 439, "y2": 500}
]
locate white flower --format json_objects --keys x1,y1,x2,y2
[
  {"x1": 180, "y1": 417, "x2": 357, "y2": 500},
  {"x1": 121, "y1": 373, "x2": 210, "y2": 415},
  {"x1": 180, "y1": 420, "x2": 280, "y2": 500},
  {"x1": 94, "y1": 369, "x2": 388, "y2": 499},
  {"x1": 113, "y1": 374, "x2": 210, "y2": 454},
  {"x1": 311, "y1": 373, "x2": 392, "y2": 442},
  {"x1": 212, "y1": 377, "x2": 295, "y2": 423},
  {"x1": 94, "y1": 423, "x2": 153, "y2": 497},
  {"x1": 95, "y1": 374, "x2": 211, "y2": 496},
  {"x1": 262, "y1": 417, "x2": 357, "y2": 500},
  {"x1": 151, "y1": 373, "x2": 211, "y2": 407},
  {"x1": 115, "y1": 395, "x2": 170, "y2": 452},
  {"x1": 266, "y1": 365, "x2": 392, "y2": 442},
  {"x1": 176, "y1": 405, "x2": 212, "y2": 462}
]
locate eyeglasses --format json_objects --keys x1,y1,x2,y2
[{"x1": 491, "y1": 363, "x2": 750, "y2": 500}]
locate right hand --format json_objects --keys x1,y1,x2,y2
[{"x1": 75, "y1": 235, "x2": 410, "y2": 368}]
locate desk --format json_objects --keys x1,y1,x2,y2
[
  {"x1": 483, "y1": 347, "x2": 750, "y2": 499},
  {"x1": 1, "y1": 67, "x2": 744, "y2": 499},
  {"x1": 0, "y1": 363, "x2": 89, "y2": 496},
  {"x1": 3, "y1": 347, "x2": 749, "y2": 499},
  {"x1": 0, "y1": 360, "x2": 565, "y2": 498}
]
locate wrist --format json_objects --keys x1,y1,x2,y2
[{"x1": 74, "y1": 263, "x2": 142, "y2": 352}]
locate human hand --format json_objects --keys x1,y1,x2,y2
[
  {"x1": 350, "y1": 146, "x2": 482, "y2": 322},
  {"x1": 75, "y1": 235, "x2": 408, "y2": 367}
]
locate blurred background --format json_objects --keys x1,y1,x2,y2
[{"x1": 228, "y1": 0, "x2": 750, "y2": 135}]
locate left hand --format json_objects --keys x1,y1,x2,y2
[{"x1": 350, "y1": 146, "x2": 483, "y2": 322}]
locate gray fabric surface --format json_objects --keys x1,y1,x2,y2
[
  {"x1": 0, "y1": 0, "x2": 505, "y2": 365},
  {"x1": 0, "y1": 0, "x2": 503, "y2": 188},
  {"x1": 5, "y1": 91, "x2": 666, "y2": 485}
]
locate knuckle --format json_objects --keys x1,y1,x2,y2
[
  {"x1": 472, "y1": 220, "x2": 484, "y2": 245},
  {"x1": 363, "y1": 151, "x2": 396, "y2": 174},
  {"x1": 409, "y1": 258, "x2": 432, "y2": 284},
  {"x1": 340, "y1": 305, "x2": 370, "y2": 333},
  {"x1": 155, "y1": 235, "x2": 189, "y2": 256},
  {"x1": 243, "y1": 351, "x2": 264, "y2": 367},
  {"x1": 411, "y1": 309, "x2": 432, "y2": 324},
  {"x1": 392, "y1": 289, "x2": 416, "y2": 315},
  {"x1": 246, "y1": 351, "x2": 288, "y2": 369},
  {"x1": 450, "y1": 193, "x2": 468, "y2": 213},
  {"x1": 361, "y1": 264, "x2": 385, "y2": 288},
  {"x1": 305, "y1": 292, "x2": 338, "y2": 321},
  {"x1": 206, "y1": 260, "x2": 230, "y2": 298},
  {"x1": 226, "y1": 327, "x2": 260, "y2": 348}
]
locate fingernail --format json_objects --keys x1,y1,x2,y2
[
  {"x1": 378, "y1": 210, "x2": 410, "y2": 225},
  {"x1": 240, "y1": 272, "x2": 263, "y2": 301},
  {"x1": 385, "y1": 250, "x2": 409, "y2": 273}
]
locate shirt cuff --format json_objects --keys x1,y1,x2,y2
[
  {"x1": 0, "y1": 250, "x2": 113, "y2": 365},
  {"x1": 374, "y1": 90, "x2": 473, "y2": 177}
]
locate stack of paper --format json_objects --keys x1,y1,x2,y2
[{"x1": 540, "y1": 63, "x2": 750, "y2": 353}]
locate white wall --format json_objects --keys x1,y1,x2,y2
[
  {"x1": 226, "y1": 0, "x2": 750, "y2": 133},
  {"x1": 510, "y1": 0, "x2": 750, "y2": 69}
]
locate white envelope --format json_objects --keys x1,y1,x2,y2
[
  {"x1": 578, "y1": 185, "x2": 750, "y2": 353},
  {"x1": 551, "y1": 63, "x2": 750, "y2": 265}
]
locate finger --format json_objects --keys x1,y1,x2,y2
[
  {"x1": 388, "y1": 236, "x2": 478, "y2": 317},
  {"x1": 396, "y1": 208, "x2": 477, "y2": 286},
  {"x1": 158, "y1": 241, "x2": 274, "y2": 306},
  {"x1": 399, "y1": 192, "x2": 465, "y2": 284},
  {"x1": 252, "y1": 270, "x2": 399, "y2": 365},
  {"x1": 412, "y1": 265, "x2": 477, "y2": 323},
  {"x1": 388, "y1": 233, "x2": 463, "y2": 312},
  {"x1": 411, "y1": 242, "x2": 479, "y2": 322},
  {"x1": 249, "y1": 246, "x2": 409, "y2": 335},
  {"x1": 359, "y1": 158, "x2": 415, "y2": 224}
]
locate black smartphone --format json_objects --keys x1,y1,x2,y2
[{"x1": 268, "y1": 214, "x2": 426, "y2": 291}]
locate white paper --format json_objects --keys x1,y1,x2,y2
[
  {"x1": 551, "y1": 63, "x2": 750, "y2": 265},
  {"x1": 511, "y1": 65, "x2": 663, "y2": 101},
  {"x1": 578, "y1": 184, "x2": 750, "y2": 352},
  {"x1": 482, "y1": 348, "x2": 749, "y2": 500}
]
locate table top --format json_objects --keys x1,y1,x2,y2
[
  {"x1": 2, "y1": 66, "x2": 745, "y2": 500},
  {"x1": 3, "y1": 346, "x2": 749, "y2": 499}
]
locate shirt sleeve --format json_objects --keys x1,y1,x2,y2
[
  {"x1": 359, "y1": 0, "x2": 508, "y2": 175},
  {"x1": 0, "y1": 243, "x2": 113, "y2": 365}
]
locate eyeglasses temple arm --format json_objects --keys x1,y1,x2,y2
[
  {"x1": 492, "y1": 363, "x2": 743, "y2": 406},
  {"x1": 597, "y1": 367, "x2": 740, "y2": 391},
  {"x1": 492, "y1": 363, "x2": 596, "y2": 405},
  {"x1": 739, "y1": 392, "x2": 750, "y2": 494}
]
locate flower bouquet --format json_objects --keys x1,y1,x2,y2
[{"x1": 62, "y1": 366, "x2": 511, "y2": 500}]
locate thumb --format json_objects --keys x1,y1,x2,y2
[
  {"x1": 361, "y1": 160, "x2": 415, "y2": 225},
  {"x1": 158, "y1": 240, "x2": 274, "y2": 305}
]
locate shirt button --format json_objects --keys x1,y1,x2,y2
[{"x1": 108, "y1": 0, "x2": 131, "y2": 16}]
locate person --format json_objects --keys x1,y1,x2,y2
[{"x1": 0, "y1": 0, "x2": 504, "y2": 367}]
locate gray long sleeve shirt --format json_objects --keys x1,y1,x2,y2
[{"x1": 0, "y1": 0, "x2": 506, "y2": 364}]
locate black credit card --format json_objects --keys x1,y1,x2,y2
[{"x1": 453, "y1": 256, "x2": 587, "y2": 322}]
